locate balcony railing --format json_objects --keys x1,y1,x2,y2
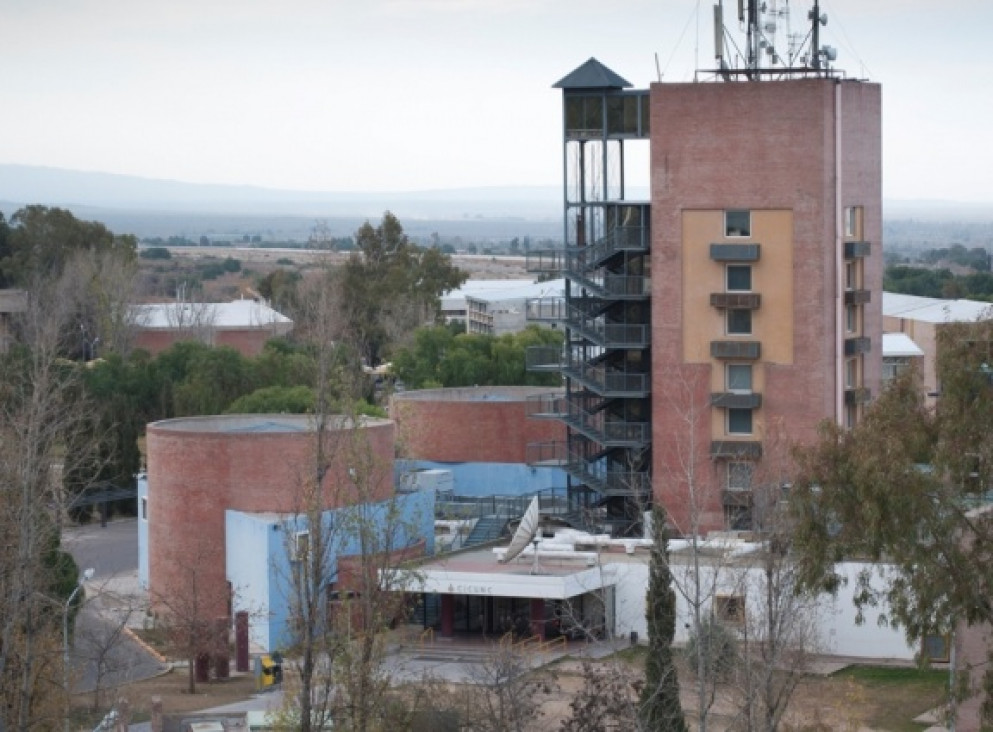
[
  {"x1": 710, "y1": 293, "x2": 762, "y2": 309},
  {"x1": 567, "y1": 270, "x2": 651, "y2": 300},
  {"x1": 711, "y1": 441, "x2": 763, "y2": 459},
  {"x1": 565, "y1": 305, "x2": 650, "y2": 349},
  {"x1": 710, "y1": 392, "x2": 763, "y2": 409},
  {"x1": 563, "y1": 401, "x2": 650, "y2": 447},
  {"x1": 711, "y1": 341, "x2": 761, "y2": 360},
  {"x1": 844, "y1": 241, "x2": 871, "y2": 259}
]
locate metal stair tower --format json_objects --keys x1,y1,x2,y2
[{"x1": 525, "y1": 59, "x2": 652, "y2": 536}]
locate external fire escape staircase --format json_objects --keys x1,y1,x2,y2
[{"x1": 523, "y1": 59, "x2": 652, "y2": 536}]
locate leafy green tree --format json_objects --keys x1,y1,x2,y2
[
  {"x1": 257, "y1": 268, "x2": 301, "y2": 314},
  {"x1": 791, "y1": 320, "x2": 993, "y2": 720},
  {"x1": 172, "y1": 346, "x2": 257, "y2": 416},
  {"x1": 391, "y1": 324, "x2": 563, "y2": 389},
  {"x1": 226, "y1": 385, "x2": 316, "y2": 414},
  {"x1": 640, "y1": 505, "x2": 687, "y2": 731},
  {"x1": 64, "y1": 355, "x2": 144, "y2": 517},
  {"x1": 336, "y1": 212, "x2": 466, "y2": 366},
  {"x1": 0, "y1": 205, "x2": 136, "y2": 287}
]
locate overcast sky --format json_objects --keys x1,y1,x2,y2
[{"x1": 1, "y1": 0, "x2": 990, "y2": 203}]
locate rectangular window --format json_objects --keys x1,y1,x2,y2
[
  {"x1": 845, "y1": 404, "x2": 859, "y2": 429},
  {"x1": 725, "y1": 210, "x2": 751, "y2": 237},
  {"x1": 727, "y1": 408, "x2": 753, "y2": 435},
  {"x1": 293, "y1": 531, "x2": 310, "y2": 562},
  {"x1": 844, "y1": 206, "x2": 862, "y2": 238},
  {"x1": 724, "y1": 504, "x2": 752, "y2": 531},
  {"x1": 726, "y1": 363, "x2": 753, "y2": 393},
  {"x1": 140, "y1": 496, "x2": 148, "y2": 521},
  {"x1": 715, "y1": 595, "x2": 746, "y2": 626},
  {"x1": 727, "y1": 309, "x2": 752, "y2": 335},
  {"x1": 846, "y1": 304, "x2": 859, "y2": 333},
  {"x1": 845, "y1": 358, "x2": 858, "y2": 389},
  {"x1": 727, "y1": 461, "x2": 753, "y2": 491},
  {"x1": 883, "y1": 356, "x2": 910, "y2": 383},
  {"x1": 922, "y1": 634, "x2": 950, "y2": 663},
  {"x1": 564, "y1": 95, "x2": 603, "y2": 136},
  {"x1": 726, "y1": 265, "x2": 752, "y2": 292},
  {"x1": 845, "y1": 261, "x2": 857, "y2": 291}
]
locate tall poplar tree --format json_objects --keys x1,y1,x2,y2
[{"x1": 639, "y1": 505, "x2": 687, "y2": 731}]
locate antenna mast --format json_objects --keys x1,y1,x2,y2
[{"x1": 703, "y1": 0, "x2": 839, "y2": 80}]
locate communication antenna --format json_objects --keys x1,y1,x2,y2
[
  {"x1": 498, "y1": 496, "x2": 542, "y2": 566},
  {"x1": 703, "y1": 0, "x2": 839, "y2": 79}
]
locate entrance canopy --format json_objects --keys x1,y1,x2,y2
[{"x1": 393, "y1": 545, "x2": 618, "y2": 600}]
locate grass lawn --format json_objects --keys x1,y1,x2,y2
[{"x1": 827, "y1": 665, "x2": 949, "y2": 731}]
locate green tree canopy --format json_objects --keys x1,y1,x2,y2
[
  {"x1": 0, "y1": 205, "x2": 136, "y2": 287},
  {"x1": 391, "y1": 324, "x2": 563, "y2": 389},
  {"x1": 791, "y1": 318, "x2": 993, "y2": 716},
  {"x1": 336, "y1": 212, "x2": 466, "y2": 365}
]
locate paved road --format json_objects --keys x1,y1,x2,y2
[{"x1": 62, "y1": 520, "x2": 168, "y2": 695}]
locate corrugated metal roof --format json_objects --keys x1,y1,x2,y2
[
  {"x1": 882, "y1": 332, "x2": 925, "y2": 358},
  {"x1": 134, "y1": 299, "x2": 292, "y2": 329},
  {"x1": 882, "y1": 292, "x2": 992, "y2": 324},
  {"x1": 464, "y1": 278, "x2": 564, "y2": 304},
  {"x1": 552, "y1": 58, "x2": 631, "y2": 90}
]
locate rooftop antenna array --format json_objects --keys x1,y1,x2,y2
[{"x1": 709, "y1": 0, "x2": 839, "y2": 80}]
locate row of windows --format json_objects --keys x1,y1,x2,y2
[{"x1": 725, "y1": 206, "x2": 864, "y2": 240}]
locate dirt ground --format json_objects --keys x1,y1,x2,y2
[{"x1": 75, "y1": 652, "x2": 945, "y2": 731}]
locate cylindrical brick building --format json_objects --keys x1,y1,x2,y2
[
  {"x1": 391, "y1": 386, "x2": 565, "y2": 464},
  {"x1": 145, "y1": 414, "x2": 395, "y2": 619}
]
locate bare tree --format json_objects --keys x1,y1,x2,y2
[
  {"x1": 655, "y1": 365, "x2": 732, "y2": 731},
  {"x1": 459, "y1": 644, "x2": 556, "y2": 732},
  {"x1": 0, "y1": 273, "x2": 99, "y2": 731},
  {"x1": 62, "y1": 249, "x2": 141, "y2": 358},
  {"x1": 152, "y1": 535, "x2": 230, "y2": 695},
  {"x1": 275, "y1": 272, "x2": 428, "y2": 732},
  {"x1": 74, "y1": 584, "x2": 143, "y2": 713},
  {"x1": 728, "y1": 424, "x2": 821, "y2": 732},
  {"x1": 562, "y1": 657, "x2": 640, "y2": 732}
]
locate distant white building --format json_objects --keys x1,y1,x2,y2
[
  {"x1": 444, "y1": 279, "x2": 565, "y2": 336},
  {"x1": 883, "y1": 292, "x2": 993, "y2": 397}
]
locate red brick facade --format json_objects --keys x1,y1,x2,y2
[
  {"x1": 391, "y1": 386, "x2": 566, "y2": 464},
  {"x1": 146, "y1": 415, "x2": 395, "y2": 618},
  {"x1": 649, "y1": 79, "x2": 883, "y2": 534},
  {"x1": 134, "y1": 327, "x2": 277, "y2": 357}
]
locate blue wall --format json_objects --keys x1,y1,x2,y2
[
  {"x1": 227, "y1": 490, "x2": 435, "y2": 652},
  {"x1": 398, "y1": 460, "x2": 566, "y2": 498}
]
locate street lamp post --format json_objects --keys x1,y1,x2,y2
[{"x1": 64, "y1": 567, "x2": 94, "y2": 732}]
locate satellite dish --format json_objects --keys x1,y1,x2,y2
[{"x1": 498, "y1": 496, "x2": 541, "y2": 563}]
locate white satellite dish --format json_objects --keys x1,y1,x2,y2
[{"x1": 498, "y1": 496, "x2": 541, "y2": 564}]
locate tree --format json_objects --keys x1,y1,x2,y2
[
  {"x1": 335, "y1": 212, "x2": 466, "y2": 366},
  {"x1": 275, "y1": 275, "x2": 427, "y2": 732},
  {"x1": 0, "y1": 206, "x2": 136, "y2": 289},
  {"x1": 459, "y1": 644, "x2": 555, "y2": 732},
  {"x1": 729, "y1": 428, "x2": 820, "y2": 732},
  {"x1": 561, "y1": 657, "x2": 640, "y2": 732},
  {"x1": 391, "y1": 324, "x2": 563, "y2": 389},
  {"x1": 789, "y1": 321, "x2": 993, "y2": 724},
  {"x1": 153, "y1": 535, "x2": 230, "y2": 695},
  {"x1": 639, "y1": 505, "x2": 687, "y2": 731},
  {"x1": 0, "y1": 271, "x2": 95, "y2": 730}
]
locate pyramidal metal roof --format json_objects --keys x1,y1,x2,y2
[{"x1": 553, "y1": 58, "x2": 632, "y2": 90}]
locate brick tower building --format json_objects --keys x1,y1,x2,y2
[{"x1": 528, "y1": 1, "x2": 882, "y2": 536}]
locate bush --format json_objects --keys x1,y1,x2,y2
[
  {"x1": 140, "y1": 247, "x2": 171, "y2": 260},
  {"x1": 684, "y1": 617, "x2": 740, "y2": 681}
]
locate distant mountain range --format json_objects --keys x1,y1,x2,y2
[
  {"x1": 0, "y1": 164, "x2": 563, "y2": 220},
  {"x1": 0, "y1": 164, "x2": 990, "y2": 243}
]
